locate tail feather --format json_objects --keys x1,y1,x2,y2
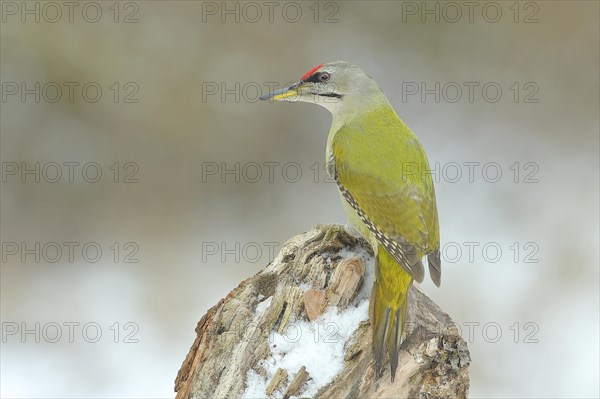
[
  {"x1": 369, "y1": 290, "x2": 391, "y2": 378},
  {"x1": 386, "y1": 303, "x2": 408, "y2": 381},
  {"x1": 427, "y1": 249, "x2": 442, "y2": 287},
  {"x1": 370, "y1": 247, "x2": 412, "y2": 381}
]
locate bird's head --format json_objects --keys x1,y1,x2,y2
[{"x1": 260, "y1": 61, "x2": 387, "y2": 115}]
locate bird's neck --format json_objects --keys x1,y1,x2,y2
[
  {"x1": 329, "y1": 91, "x2": 392, "y2": 132},
  {"x1": 325, "y1": 96, "x2": 400, "y2": 179},
  {"x1": 327, "y1": 93, "x2": 395, "y2": 146}
]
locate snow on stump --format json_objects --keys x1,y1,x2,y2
[{"x1": 175, "y1": 224, "x2": 471, "y2": 399}]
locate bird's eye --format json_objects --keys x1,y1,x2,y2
[{"x1": 319, "y1": 72, "x2": 330, "y2": 82}]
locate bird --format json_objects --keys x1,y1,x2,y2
[{"x1": 260, "y1": 61, "x2": 441, "y2": 381}]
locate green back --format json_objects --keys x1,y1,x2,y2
[{"x1": 332, "y1": 105, "x2": 440, "y2": 253}]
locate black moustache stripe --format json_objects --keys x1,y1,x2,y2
[{"x1": 318, "y1": 93, "x2": 343, "y2": 98}]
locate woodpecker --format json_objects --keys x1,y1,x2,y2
[{"x1": 260, "y1": 61, "x2": 441, "y2": 381}]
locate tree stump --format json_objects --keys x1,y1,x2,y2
[{"x1": 175, "y1": 224, "x2": 470, "y2": 398}]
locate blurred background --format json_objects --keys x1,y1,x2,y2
[{"x1": 1, "y1": 1, "x2": 598, "y2": 397}]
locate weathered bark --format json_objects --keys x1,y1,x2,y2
[{"x1": 175, "y1": 224, "x2": 470, "y2": 398}]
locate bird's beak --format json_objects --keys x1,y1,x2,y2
[{"x1": 260, "y1": 81, "x2": 302, "y2": 101}]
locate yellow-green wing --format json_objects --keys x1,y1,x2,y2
[{"x1": 332, "y1": 106, "x2": 441, "y2": 285}]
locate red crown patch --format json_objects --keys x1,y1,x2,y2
[{"x1": 300, "y1": 64, "x2": 323, "y2": 81}]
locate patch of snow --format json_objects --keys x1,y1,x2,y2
[
  {"x1": 242, "y1": 300, "x2": 369, "y2": 398},
  {"x1": 243, "y1": 369, "x2": 268, "y2": 398},
  {"x1": 242, "y1": 249, "x2": 375, "y2": 399},
  {"x1": 242, "y1": 245, "x2": 375, "y2": 398},
  {"x1": 255, "y1": 296, "x2": 273, "y2": 315}
]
